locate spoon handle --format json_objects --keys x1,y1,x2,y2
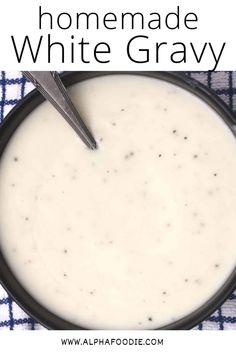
[{"x1": 22, "y1": 71, "x2": 97, "y2": 150}]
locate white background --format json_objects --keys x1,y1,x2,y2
[
  {"x1": 0, "y1": 1, "x2": 235, "y2": 351},
  {"x1": 0, "y1": 330, "x2": 235, "y2": 353},
  {"x1": 0, "y1": 0, "x2": 235, "y2": 70}
]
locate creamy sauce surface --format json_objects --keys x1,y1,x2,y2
[{"x1": 0, "y1": 75, "x2": 236, "y2": 329}]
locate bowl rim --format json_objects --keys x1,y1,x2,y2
[{"x1": 0, "y1": 71, "x2": 235, "y2": 330}]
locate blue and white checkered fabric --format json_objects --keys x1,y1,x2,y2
[{"x1": 0, "y1": 71, "x2": 235, "y2": 330}]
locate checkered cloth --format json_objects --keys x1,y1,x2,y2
[{"x1": 0, "y1": 71, "x2": 235, "y2": 330}]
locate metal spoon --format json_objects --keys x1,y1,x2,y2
[{"x1": 22, "y1": 71, "x2": 97, "y2": 150}]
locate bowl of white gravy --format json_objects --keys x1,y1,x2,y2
[{"x1": 0, "y1": 72, "x2": 235, "y2": 329}]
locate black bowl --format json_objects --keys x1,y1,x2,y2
[{"x1": 0, "y1": 71, "x2": 235, "y2": 330}]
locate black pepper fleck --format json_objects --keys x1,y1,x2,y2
[
  {"x1": 184, "y1": 136, "x2": 188, "y2": 140},
  {"x1": 214, "y1": 173, "x2": 218, "y2": 177},
  {"x1": 24, "y1": 259, "x2": 32, "y2": 265},
  {"x1": 162, "y1": 291, "x2": 167, "y2": 295},
  {"x1": 148, "y1": 317, "x2": 153, "y2": 322},
  {"x1": 158, "y1": 154, "x2": 162, "y2": 158},
  {"x1": 184, "y1": 278, "x2": 189, "y2": 283},
  {"x1": 214, "y1": 263, "x2": 220, "y2": 268},
  {"x1": 63, "y1": 249, "x2": 68, "y2": 254},
  {"x1": 63, "y1": 273, "x2": 67, "y2": 278},
  {"x1": 193, "y1": 154, "x2": 198, "y2": 159},
  {"x1": 121, "y1": 108, "x2": 125, "y2": 112},
  {"x1": 124, "y1": 151, "x2": 135, "y2": 160},
  {"x1": 172, "y1": 130, "x2": 177, "y2": 134},
  {"x1": 25, "y1": 217, "x2": 29, "y2": 221},
  {"x1": 111, "y1": 122, "x2": 116, "y2": 126},
  {"x1": 13, "y1": 157, "x2": 18, "y2": 162}
]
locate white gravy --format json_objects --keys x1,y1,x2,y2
[{"x1": 0, "y1": 75, "x2": 235, "y2": 329}]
